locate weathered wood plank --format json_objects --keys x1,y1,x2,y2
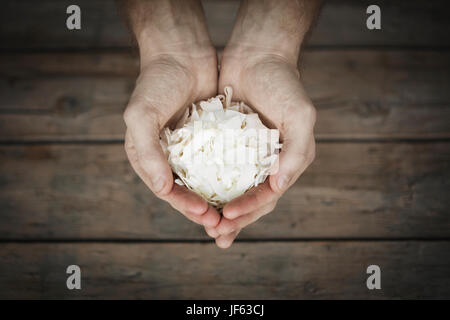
[
  {"x1": 0, "y1": 142, "x2": 448, "y2": 239},
  {"x1": 1, "y1": 50, "x2": 449, "y2": 140},
  {"x1": 1, "y1": 0, "x2": 449, "y2": 49},
  {"x1": 0, "y1": 242, "x2": 448, "y2": 299},
  {"x1": 0, "y1": 52, "x2": 139, "y2": 77}
]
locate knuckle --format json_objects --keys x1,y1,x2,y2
[
  {"x1": 307, "y1": 104, "x2": 317, "y2": 125},
  {"x1": 205, "y1": 227, "x2": 218, "y2": 238},
  {"x1": 284, "y1": 105, "x2": 316, "y2": 136},
  {"x1": 150, "y1": 183, "x2": 166, "y2": 200},
  {"x1": 123, "y1": 139, "x2": 138, "y2": 164},
  {"x1": 219, "y1": 220, "x2": 236, "y2": 234},
  {"x1": 123, "y1": 102, "x2": 160, "y2": 128},
  {"x1": 167, "y1": 201, "x2": 178, "y2": 212},
  {"x1": 260, "y1": 202, "x2": 277, "y2": 216},
  {"x1": 247, "y1": 191, "x2": 260, "y2": 206},
  {"x1": 139, "y1": 157, "x2": 157, "y2": 174},
  {"x1": 308, "y1": 147, "x2": 316, "y2": 164},
  {"x1": 227, "y1": 220, "x2": 238, "y2": 232},
  {"x1": 123, "y1": 106, "x2": 138, "y2": 126},
  {"x1": 288, "y1": 147, "x2": 309, "y2": 164},
  {"x1": 291, "y1": 103, "x2": 316, "y2": 126},
  {"x1": 169, "y1": 202, "x2": 189, "y2": 217},
  {"x1": 124, "y1": 138, "x2": 133, "y2": 152},
  {"x1": 301, "y1": 102, "x2": 316, "y2": 123},
  {"x1": 268, "y1": 201, "x2": 277, "y2": 213},
  {"x1": 152, "y1": 186, "x2": 166, "y2": 198}
]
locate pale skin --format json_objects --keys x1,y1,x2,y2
[{"x1": 120, "y1": 0, "x2": 321, "y2": 248}]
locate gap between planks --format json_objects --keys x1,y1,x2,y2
[
  {"x1": 2, "y1": 46, "x2": 450, "y2": 54},
  {"x1": 0, "y1": 137, "x2": 450, "y2": 145},
  {"x1": 1, "y1": 238, "x2": 450, "y2": 244}
]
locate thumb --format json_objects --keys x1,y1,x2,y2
[
  {"x1": 124, "y1": 107, "x2": 173, "y2": 197},
  {"x1": 269, "y1": 121, "x2": 315, "y2": 194}
]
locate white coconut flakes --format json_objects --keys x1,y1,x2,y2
[{"x1": 160, "y1": 86, "x2": 281, "y2": 208}]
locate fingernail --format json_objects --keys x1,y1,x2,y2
[
  {"x1": 277, "y1": 175, "x2": 290, "y2": 191},
  {"x1": 152, "y1": 176, "x2": 165, "y2": 193}
]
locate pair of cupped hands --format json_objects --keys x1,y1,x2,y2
[{"x1": 123, "y1": 43, "x2": 316, "y2": 249}]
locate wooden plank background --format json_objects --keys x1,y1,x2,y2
[
  {"x1": 1, "y1": 50, "x2": 449, "y2": 141},
  {"x1": 1, "y1": 242, "x2": 449, "y2": 299},
  {"x1": 1, "y1": 0, "x2": 450, "y2": 49},
  {"x1": 0, "y1": 0, "x2": 449, "y2": 299},
  {"x1": 1, "y1": 142, "x2": 449, "y2": 239}
]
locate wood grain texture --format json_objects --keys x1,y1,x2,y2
[
  {"x1": 1, "y1": 0, "x2": 449, "y2": 49},
  {"x1": 1, "y1": 50, "x2": 449, "y2": 141},
  {"x1": 0, "y1": 142, "x2": 448, "y2": 240},
  {"x1": 0, "y1": 242, "x2": 449, "y2": 299},
  {"x1": 1, "y1": 0, "x2": 448, "y2": 301}
]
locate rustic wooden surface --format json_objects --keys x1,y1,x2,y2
[
  {"x1": 0, "y1": 0, "x2": 449, "y2": 299},
  {"x1": 0, "y1": 143, "x2": 449, "y2": 240},
  {"x1": 1, "y1": 0, "x2": 450, "y2": 49},
  {"x1": 1, "y1": 51, "x2": 449, "y2": 141},
  {"x1": 1, "y1": 242, "x2": 449, "y2": 299}
]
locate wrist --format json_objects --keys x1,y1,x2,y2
[
  {"x1": 138, "y1": 34, "x2": 216, "y2": 68},
  {"x1": 224, "y1": 0, "x2": 321, "y2": 65},
  {"x1": 137, "y1": 38, "x2": 218, "y2": 101},
  {"x1": 222, "y1": 42, "x2": 300, "y2": 67},
  {"x1": 123, "y1": 0, "x2": 215, "y2": 67}
]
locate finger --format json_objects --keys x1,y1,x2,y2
[
  {"x1": 205, "y1": 226, "x2": 220, "y2": 238},
  {"x1": 156, "y1": 183, "x2": 220, "y2": 226},
  {"x1": 197, "y1": 205, "x2": 221, "y2": 228},
  {"x1": 222, "y1": 180, "x2": 278, "y2": 219},
  {"x1": 126, "y1": 131, "x2": 221, "y2": 224},
  {"x1": 165, "y1": 184, "x2": 209, "y2": 216},
  {"x1": 123, "y1": 106, "x2": 173, "y2": 197},
  {"x1": 215, "y1": 230, "x2": 240, "y2": 249},
  {"x1": 128, "y1": 157, "x2": 208, "y2": 225},
  {"x1": 215, "y1": 201, "x2": 277, "y2": 236},
  {"x1": 270, "y1": 123, "x2": 315, "y2": 194}
]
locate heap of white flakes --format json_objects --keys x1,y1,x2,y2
[{"x1": 161, "y1": 86, "x2": 281, "y2": 208}]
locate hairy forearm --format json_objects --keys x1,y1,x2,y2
[
  {"x1": 227, "y1": 0, "x2": 322, "y2": 63},
  {"x1": 118, "y1": 0, "x2": 214, "y2": 60}
]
